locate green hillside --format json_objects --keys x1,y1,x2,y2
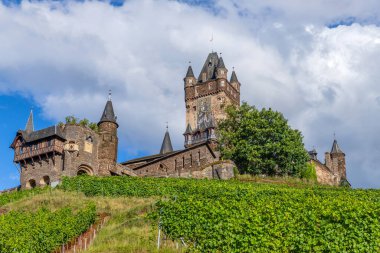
[{"x1": 1, "y1": 177, "x2": 380, "y2": 252}]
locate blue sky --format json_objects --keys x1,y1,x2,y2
[{"x1": 2, "y1": 0, "x2": 380, "y2": 189}]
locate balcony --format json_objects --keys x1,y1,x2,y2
[{"x1": 14, "y1": 145, "x2": 64, "y2": 162}]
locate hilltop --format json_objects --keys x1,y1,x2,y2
[{"x1": 1, "y1": 176, "x2": 379, "y2": 252}]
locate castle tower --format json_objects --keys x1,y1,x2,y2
[
  {"x1": 97, "y1": 92, "x2": 118, "y2": 176},
  {"x1": 159, "y1": 128, "x2": 173, "y2": 154},
  {"x1": 330, "y1": 139, "x2": 346, "y2": 180},
  {"x1": 183, "y1": 52, "x2": 240, "y2": 148}
]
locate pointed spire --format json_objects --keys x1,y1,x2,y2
[
  {"x1": 230, "y1": 69, "x2": 239, "y2": 83},
  {"x1": 184, "y1": 123, "x2": 192, "y2": 134},
  {"x1": 160, "y1": 128, "x2": 173, "y2": 154},
  {"x1": 331, "y1": 139, "x2": 343, "y2": 154},
  {"x1": 98, "y1": 92, "x2": 118, "y2": 126},
  {"x1": 186, "y1": 65, "x2": 195, "y2": 78},
  {"x1": 217, "y1": 55, "x2": 225, "y2": 68},
  {"x1": 25, "y1": 110, "x2": 34, "y2": 133}
]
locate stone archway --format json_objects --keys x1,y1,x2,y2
[
  {"x1": 26, "y1": 179, "x2": 36, "y2": 189},
  {"x1": 39, "y1": 176, "x2": 50, "y2": 186},
  {"x1": 77, "y1": 164, "x2": 94, "y2": 176}
]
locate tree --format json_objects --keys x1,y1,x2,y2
[{"x1": 218, "y1": 102, "x2": 310, "y2": 177}]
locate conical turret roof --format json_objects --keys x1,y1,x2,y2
[
  {"x1": 230, "y1": 70, "x2": 239, "y2": 83},
  {"x1": 98, "y1": 99, "x2": 118, "y2": 126},
  {"x1": 331, "y1": 139, "x2": 343, "y2": 154},
  {"x1": 185, "y1": 65, "x2": 195, "y2": 78},
  {"x1": 160, "y1": 130, "x2": 173, "y2": 154},
  {"x1": 25, "y1": 110, "x2": 34, "y2": 133}
]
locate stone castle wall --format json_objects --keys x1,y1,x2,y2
[
  {"x1": 20, "y1": 124, "x2": 114, "y2": 188},
  {"x1": 133, "y1": 144, "x2": 217, "y2": 177}
]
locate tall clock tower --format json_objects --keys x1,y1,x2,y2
[{"x1": 183, "y1": 52, "x2": 241, "y2": 148}]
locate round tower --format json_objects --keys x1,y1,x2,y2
[{"x1": 97, "y1": 92, "x2": 118, "y2": 176}]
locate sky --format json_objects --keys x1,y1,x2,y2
[{"x1": 1, "y1": 0, "x2": 380, "y2": 189}]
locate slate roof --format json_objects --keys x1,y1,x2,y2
[
  {"x1": 17, "y1": 126, "x2": 65, "y2": 144},
  {"x1": 197, "y1": 52, "x2": 219, "y2": 82},
  {"x1": 160, "y1": 130, "x2": 174, "y2": 154},
  {"x1": 25, "y1": 110, "x2": 34, "y2": 133},
  {"x1": 217, "y1": 57, "x2": 225, "y2": 68},
  {"x1": 331, "y1": 139, "x2": 344, "y2": 154},
  {"x1": 308, "y1": 149, "x2": 318, "y2": 160},
  {"x1": 185, "y1": 66, "x2": 195, "y2": 78},
  {"x1": 230, "y1": 70, "x2": 239, "y2": 83},
  {"x1": 184, "y1": 124, "x2": 192, "y2": 134},
  {"x1": 99, "y1": 100, "x2": 118, "y2": 126}
]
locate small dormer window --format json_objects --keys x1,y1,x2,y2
[
  {"x1": 189, "y1": 79, "x2": 193, "y2": 84},
  {"x1": 220, "y1": 80, "x2": 225, "y2": 87},
  {"x1": 220, "y1": 70, "x2": 224, "y2": 74},
  {"x1": 208, "y1": 84, "x2": 212, "y2": 90}
]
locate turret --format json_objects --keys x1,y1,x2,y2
[
  {"x1": 330, "y1": 139, "x2": 346, "y2": 180},
  {"x1": 184, "y1": 65, "x2": 196, "y2": 87},
  {"x1": 97, "y1": 92, "x2": 118, "y2": 175},
  {"x1": 308, "y1": 148, "x2": 317, "y2": 160},
  {"x1": 216, "y1": 56, "x2": 227, "y2": 79},
  {"x1": 230, "y1": 69, "x2": 240, "y2": 91},
  {"x1": 183, "y1": 123, "x2": 192, "y2": 148}
]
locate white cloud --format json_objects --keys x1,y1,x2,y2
[{"x1": 1, "y1": 0, "x2": 380, "y2": 187}]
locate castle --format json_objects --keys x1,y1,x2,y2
[{"x1": 10, "y1": 52, "x2": 348, "y2": 188}]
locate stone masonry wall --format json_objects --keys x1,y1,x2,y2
[
  {"x1": 133, "y1": 145, "x2": 217, "y2": 178},
  {"x1": 61, "y1": 124, "x2": 100, "y2": 177},
  {"x1": 313, "y1": 161, "x2": 338, "y2": 186},
  {"x1": 98, "y1": 121, "x2": 118, "y2": 176},
  {"x1": 21, "y1": 154, "x2": 63, "y2": 189}
]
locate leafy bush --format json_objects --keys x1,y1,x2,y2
[
  {"x1": 300, "y1": 162, "x2": 318, "y2": 182},
  {"x1": 0, "y1": 204, "x2": 96, "y2": 253}
]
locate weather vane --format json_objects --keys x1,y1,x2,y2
[{"x1": 108, "y1": 90, "x2": 112, "y2": 101}]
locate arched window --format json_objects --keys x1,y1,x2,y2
[
  {"x1": 40, "y1": 176, "x2": 50, "y2": 186},
  {"x1": 26, "y1": 179, "x2": 36, "y2": 189},
  {"x1": 77, "y1": 165, "x2": 93, "y2": 176}
]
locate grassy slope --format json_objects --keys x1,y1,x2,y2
[{"x1": 3, "y1": 190, "x2": 179, "y2": 253}]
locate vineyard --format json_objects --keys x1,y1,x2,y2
[
  {"x1": 0, "y1": 204, "x2": 96, "y2": 252},
  {"x1": 61, "y1": 176, "x2": 380, "y2": 252}
]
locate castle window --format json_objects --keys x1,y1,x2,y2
[
  {"x1": 220, "y1": 70, "x2": 224, "y2": 74},
  {"x1": 182, "y1": 157, "x2": 185, "y2": 168},
  {"x1": 220, "y1": 80, "x2": 225, "y2": 87},
  {"x1": 202, "y1": 73, "x2": 207, "y2": 82},
  {"x1": 189, "y1": 79, "x2": 193, "y2": 84},
  {"x1": 208, "y1": 84, "x2": 212, "y2": 90},
  {"x1": 190, "y1": 154, "x2": 193, "y2": 167},
  {"x1": 193, "y1": 106, "x2": 196, "y2": 111}
]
